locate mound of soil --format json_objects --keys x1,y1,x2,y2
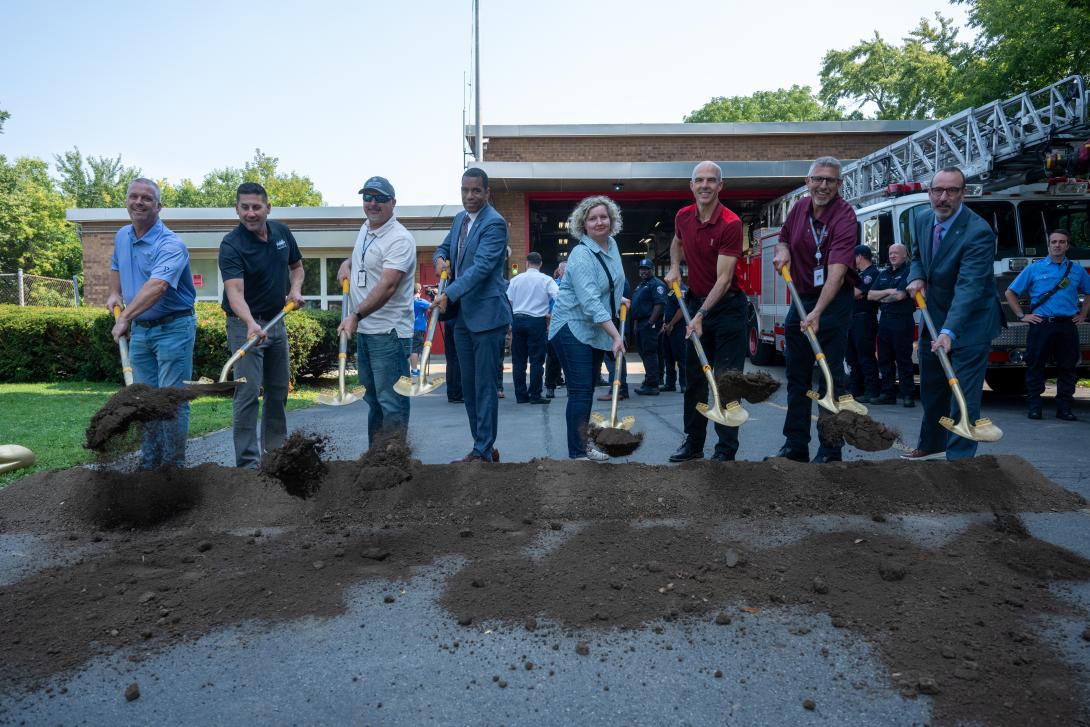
[
  {"x1": 819, "y1": 410, "x2": 901, "y2": 452},
  {"x1": 590, "y1": 426, "x2": 644, "y2": 457},
  {"x1": 0, "y1": 455, "x2": 1086, "y2": 727},
  {"x1": 85, "y1": 385, "x2": 203, "y2": 452},
  {"x1": 260, "y1": 432, "x2": 328, "y2": 499},
  {"x1": 716, "y1": 370, "x2": 781, "y2": 403}
]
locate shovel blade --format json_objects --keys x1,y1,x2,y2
[
  {"x1": 836, "y1": 394, "x2": 869, "y2": 416},
  {"x1": 940, "y1": 415, "x2": 1003, "y2": 443},
  {"x1": 392, "y1": 375, "x2": 445, "y2": 397},
  {"x1": 697, "y1": 400, "x2": 750, "y2": 427},
  {"x1": 317, "y1": 387, "x2": 365, "y2": 407},
  {"x1": 806, "y1": 389, "x2": 840, "y2": 414}
]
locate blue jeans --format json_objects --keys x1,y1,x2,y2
[
  {"x1": 129, "y1": 313, "x2": 196, "y2": 469},
  {"x1": 357, "y1": 330, "x2": 411, "y2": 447},
  {"x1": 511, "y1": 314, "x2": 548, "y2": 401},
  {"x1": 551, "y1": 324, "x2": 605, "y2": 458},
  {"x1": 227, "y1": 316, "x2": 290, "y2": 468}
]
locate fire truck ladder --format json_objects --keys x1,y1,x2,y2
[{"x1": 766, "y1": 75, "x2": 1090, "y2": 223}]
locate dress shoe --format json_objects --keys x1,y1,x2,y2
[
  {"x1": 595, "y1": 377, "x2": 609, "y2": 387},
  {"x1": 900, "y1": 449, "x2": 945, "y2": 461},
  {"x1": 764, "y1": 445, "x2": 808, "y2": 463},
  {"x1": 497, "y1": 390, "x2": 505, "y2": 399},
  {"x1": 491, "y1": 448, "x2": 500, "y2": 462},
  {"x1": 448, "y1": 396, "x2": 464, "y2": 404},
  {"x1": 872, "y1": 395, "x2": 898, "y2": 405},
  {"x1": 529, "y1": 397, "x2": 551, "y2": 405},
  {"x1": 811, "y1": 451, "x2": 842, "y2": 464},
  {"x1": 668, "y1": 441, "x2": 704, "y2": 462},
  {"x1": 544, "y1": 388, "x2": 555, "y2": 399},
  {"x1": 452, "y1": 448, "x2": 500, "y2": 463},
  {"x1": 634, "y1": 386, "x2": 660, "y2": 396},
  {"x1": 1027, "y1": 409, "x2": 1042, "y2": 420},
  {"x1": 710, "y1": 451, "x2": 734, "y2": 462},
  {"x1": 1056, "y1": 410, "x2": 1078, "y2": 421},
  {"x1": 659, "y1": 384, "x2": 677, "y2": 392},
  {"x1": 516, "y1": 398, "x2": 530, "y2": 404},
  {"x1": 902, "y1": 398, "x2": 915, "y2": 408},
  {"x1": 597, "y1": 391, "x2": 627, "y2": 401}
]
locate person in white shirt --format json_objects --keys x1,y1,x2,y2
[
  {"x1": 336, "y1": 176, "x2": 417, "y2": 446},
  {"x1": 506, "y1": 251, "x2": 559, "y2": 403}
]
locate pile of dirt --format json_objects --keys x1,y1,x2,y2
[
  {"x1": 590, "y1": 426, "x2": 644, "y2": 456},
  {"x1": 84, "y1": 384, "x2": 203, "y2": 452},
  {"x1": 818, "y1": 410, "x2": 901, "y2": 452},
  {"x1": 260, "y1": 431, "x2": 328, "y2": 499},
  {"x1": 0, "y1": 455, "x2": 1087, "y2": 727},
  {"x1": 716, "y1": 370, "x2": 780, "y2": 403}
]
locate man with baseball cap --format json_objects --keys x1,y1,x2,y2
[
  {"x1": 846, "y1": 244, "x2": 880, "y2": 403},
  {"x1": 337, "y1": 176, "x2": 417, "y2": 446},
  {"x1": 630, "y1": 257, "x2": 666, "y2": 395}
]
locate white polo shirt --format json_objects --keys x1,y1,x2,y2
[
  {"x1": 347, "y1": 216, "x2": 417, "y2": 337},
  {"x1": 506, "y1": 267, "x2": 559, "y2": 317}
]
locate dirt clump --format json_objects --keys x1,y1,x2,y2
[
  {"x1": 590, "y1": 426, "x2": 644, "y2": 457},
  {"x1": 85, "y1": 384, "x2": 202, "y2": 453},
  {"x1": 261, "y1": 431, "x2": 328, "y2": 499},
  {"x1": 716, "y1": 370, "x2": 780, "y2": 403},
  {"x1": 818, "y1": 410, "x2": 900, "y2": 452}
]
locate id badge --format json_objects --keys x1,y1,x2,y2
[
  {"x1": 356, "y1": 270, "x2": 368, "y2": 289},
  {"x1": 813, "y1": 268, "x2": 825, "y2": 287}
]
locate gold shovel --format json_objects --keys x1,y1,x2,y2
[
  {"x1": 184, "y1": 302, "x2": 299, "y2": 396},
  {"x1": 112, "y1": 305, "x2": 134, "y2": 386},
  {"x1": 0, "y1": 444, "x2": 36, "y2": 475},
  {"x1": 780, "y1": 266, "x2": 868, "y2": 415},
  {"x1": 669, "y1": 281, "x2": 749, "y2": 427},
  {"x1": 590, "y1": 303, "x2": 635, "y2": 431},
  {"x1": 393, "y1": 271, "x2": 448, "y2": 397},
  {"x1": 318, "y1": 279, "x2": 365, "y2": 406},
  {"x1": 914, "y1": 291, "x2": 1003, "y2": 442}
]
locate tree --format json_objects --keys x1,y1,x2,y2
[
  {"x1": 0, "y1": 107, "x2": 9, "y2": 134},
  {"x1": 685, "y1": 85, "x2": 846, "y2": 123},
  {"x1": 54, "y1": 148, "x2": 141, "y2": 208},
  {"x1": 0, "y1": 155, "x2": 82, "y2": 279},
  {"x1": 953, "y1": 0, "x2": 1090, "y2": 109},
  {"x1": 160, "y1": 149, "x2": 324, "y2": 208}
]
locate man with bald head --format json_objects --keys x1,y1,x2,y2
[{"x1": 868, "y1": 242, "x2": 916, "y2": 407}]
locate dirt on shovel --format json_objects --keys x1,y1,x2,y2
[
  {"x1": 716, "y1": 370, "x2": 781, "y2": 403},
  {"x1": 84, "y1": 384, "x2": 204, "y2": 453},
  {"x1": 590, "y1": 426, "x2": 644, "y2": 457},
  {"x1": 818, "y1": 409, "x2": 900, "y2": 452}
]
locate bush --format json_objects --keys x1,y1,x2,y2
[{"x1": 0, "y1": 303, "x2": 342, "y2": 384}]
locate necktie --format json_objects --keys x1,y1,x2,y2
[
  {"x1": 455, "y1": 215, "x2": 470, "y2": 275},
  {"x1": 931, "y1": 222, "x2": 943, "y2": 258}
]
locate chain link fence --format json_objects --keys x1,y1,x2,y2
[{"x1": 0, "y1": 270, "x2": 81, "y2": 307}]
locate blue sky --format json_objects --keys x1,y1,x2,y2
[{"x1": 1, "y1": 0, "x2": 971, "y2": 206}]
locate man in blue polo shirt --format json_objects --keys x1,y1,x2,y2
[
  {"x1": 1004, "y1": 228, "x2": 1090, "y2": 420},
  {"x1": 219, "y1": 182, "x2": 305, "y2": 467},
  {"x1": 106, "y1": 177, "x2": 197, "y2": 469}
]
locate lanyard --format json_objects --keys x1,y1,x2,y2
[
  {"x1": 808, "y1": 217, "x2": 828, "y2": 263},
  {"x1": 359, "y1": 231, "x2": 378, "y2": 266}
]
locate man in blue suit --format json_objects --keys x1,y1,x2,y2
[
  {"x1": 903, "y1": 167, "x2": 1001, "y2": 461},
  {"x1": 432, "y1": 168, "x2": 512, "y2": 463}
]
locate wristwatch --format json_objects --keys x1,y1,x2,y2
[
  {"x1": 697, "y1": 308, "x2": 709, "y2": 318},
  {"x1": 1016, "y1": 312, "x2": 1025, "y2": 321}
]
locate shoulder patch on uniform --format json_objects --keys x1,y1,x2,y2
[
  {"x1": 863, "y1": 275, "x2": 872, "y2": 284},
  {"x1": 656, "y1": 285, "x2": 665, "y2": 295}
]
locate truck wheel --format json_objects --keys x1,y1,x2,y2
[
  {"x1": 984, "y1": 369, "x2": 1026, "y2": 396},
  {"x1": 748, "y1": 309, "x2": 775, "y2": 366}
]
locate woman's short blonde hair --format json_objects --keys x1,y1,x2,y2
[{"x1": 567, "y1": 195, "x2": 623, "y2": 240}]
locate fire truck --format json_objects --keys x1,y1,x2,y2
[{"x1": 739, "y1": 75, "x2": 1090, "y2": 394}]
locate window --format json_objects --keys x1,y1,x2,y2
[
  {"x1": 190, "y1": 258, "x2": 220, "y2": 300},
  {"x1": 1018, "y1": 200, "x2": 1090, "y2": 259},
  {"x1": 966, "y1": 201, "x2": 1017, "y2": 260},
  {"x1": 898, "y1": 203, "x2": 932, "y2": 258},
  {"x1": 862, "y1": 212, "x2": 895, "y2": 263},
  {"x1": 301, "y1": 258, "x2": 321, "y2": 296}
]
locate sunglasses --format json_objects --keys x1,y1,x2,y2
[{"x1": 362, "y1": 193, "x2": 392, "y2": 203}]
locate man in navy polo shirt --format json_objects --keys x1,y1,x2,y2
[
  {"x1": 106, "y1": 177, "x2": 197, "y2": 469},
  {"x1": 219, "y1": 182, "x2": 305, "y2": 468},
  {"x1": 1005, "y1": 228, "x2": 1090, "y2": 420}
]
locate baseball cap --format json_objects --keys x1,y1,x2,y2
[
  {"x1": 639, "y1": 258, "x2": 653, "y2": 268},
  {"x1": 854, "y1": 245, "x2": 873, "y2": 260},
  {"x1": 358, "y1": 176, "x2": 395, "y2": 197}
]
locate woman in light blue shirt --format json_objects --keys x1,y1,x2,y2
[{"x1": 548, "y1": 195, "x2": 628, "y2": 460}]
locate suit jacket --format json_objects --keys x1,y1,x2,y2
[
  {"x1": 433, "y1": 203, "x2": 513, "y2": 333},
  {"x1": 908, "y1": 204, "x2": 1000, "y2": 349}
]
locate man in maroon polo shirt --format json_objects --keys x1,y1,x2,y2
[
  {"x1": 664, "y1": 161, "x2": 747, "y2": 462},
  {"x1": 769, "y1": 156, "x2": 859, "y2": 463}
]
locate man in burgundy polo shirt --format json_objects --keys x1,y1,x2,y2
[
  {"x1": 770, "y1": 156, "x2": 859, "y2": 463},
  {"x1": 664, "y1": 161, "x2": 748, "y2": 462}
]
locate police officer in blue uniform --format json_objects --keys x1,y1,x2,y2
[
  {"x1": 868, "y1": 242, "x2": 916, "y2": 407},
  {"x1": 631, "y1": 258, "x2": 666, "y2": 395},
  {"x1": 846, "y1": 245, "x2": 880, "y2": 402},
  {"x1": 1004, "y1": 228, "x2": 1090, "y2": 420},
  {"x1": 659, "y1": 281, "x2": 688, "y2": 392}
]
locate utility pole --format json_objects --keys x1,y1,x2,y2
[{"x1": 473, "y1": 0, "x2": 483, "y2": 162}]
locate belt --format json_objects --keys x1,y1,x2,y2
[
  {"x1": 1038, "y1": 315, "x2": 1075, "y2": 324},
  {"x1": 133, "y1": 309, "x2": 194, "y2": 328},
  {"x1": 513, "y1": 312, "x2": 542, "y2": 318}
]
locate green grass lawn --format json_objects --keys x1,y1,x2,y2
[{"x1": 0, "y1": 380, "x2": 327, "y2": 487}]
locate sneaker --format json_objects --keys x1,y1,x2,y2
[
  {"x1": 584, "y1": 445, "x2": 610, "y2": 462},
  {"x1": 900, "y1": 449, "x2": 945, "y2": 461},
  {"x1": 410, "y1": 368, "x2": 420, "y2": 377}
]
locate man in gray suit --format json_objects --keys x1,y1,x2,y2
[
  {"x1": 433, "y1": 168, "x2": 512, "y2": 463},
  {"x1": 903, "y1": 167, "x2": 1001, "y2": 461}
]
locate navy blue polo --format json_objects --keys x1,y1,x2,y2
[{"x1": 219, "y1": 220, "x2": 303, "y2": 319}]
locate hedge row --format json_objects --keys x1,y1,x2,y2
[{"x1": 0, "y1": 303, "x2": 348, "y2": 384}]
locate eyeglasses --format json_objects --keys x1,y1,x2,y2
[
  {"x1": 928, "y1": 186, "x2": 964, "y2": 197},
  {"x1": 362, "y1": 193, "x2": 392, "y2": 203},
  {"x1": 807, "y1": 175, "x2": 840, "y2": 185}
]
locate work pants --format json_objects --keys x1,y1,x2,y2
[
  {"x1": 846, "y1": 312, "x2": 879, "y2": 397},
  {"x1": 684, "y1": 290, "x2": 746, "y2": 457},
  {"x1": 877, "y1": 314, "x2": 915, "y2": 399},
  {"x1": 917, "y1": 337, "x2": 990, "y2": 460},
  {"x1": 227, "y1": 315, "x2": 289, "y2": 469},
  {"x1": 1025, "y1": 318, "x2": 1079, "y2": 411},
  {"x1": 511, "y1": 314, "x2": 547, "y2": 401}
]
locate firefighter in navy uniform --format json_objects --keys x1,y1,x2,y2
[
  {"x1": 869, "y1": 242, "x2": 916, "y2": 407},
  {"x1": 659, "y1": 281, "x2": 688, "y2": 392},
  {"x1": 631, "y1": 258, "x2": 666, "y2": 395},
  {"x1": 846, "y1": 245, "x2": 881, "y2": 402}
]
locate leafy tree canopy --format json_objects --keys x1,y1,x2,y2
[
  {"x1": 685, "y1": 85, "x2": 846, "y2": 123},
  {"x1": 55, "y1": 148, "x2": 141, "y2": 208},
  {"x1": 0, "y1": 155, "x2": 82, "y2": 279},
  {"x1": 160, "y1": 149, "x2": 323, "y2": 208}
]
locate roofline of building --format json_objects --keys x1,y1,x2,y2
[
  {"x1": 467, "y1": 120, "x2": 933, "y2": 139},
  {"x1": 65, "y1": 204, "x2": 459, "y2": 224},
  {"x1": 477, "y1": 160, "x2": 815, "y2": 180}
]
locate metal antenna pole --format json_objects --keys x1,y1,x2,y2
[{"x1": 473, "y1": 0, "x2": 483, "y2": 162}]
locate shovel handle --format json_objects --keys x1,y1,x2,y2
[
  {"x1": 914, "y1": 291, "x2": 960, "y2": 386},
  {"x1": 219, "y1": 304, "x2": 297, "y2": 382},
  {"x1": 608, "y1": 304, "x2": 628, "y2": 427},
  {"x1": 420, "y1": 271, "x2": 449, "y2": 377},
  {"x1": 112, "y1": 305, "x2": 134, "y2": 386}
]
